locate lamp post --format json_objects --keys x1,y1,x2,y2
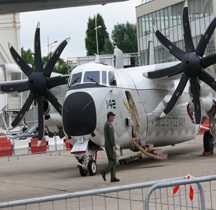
[
  {"x1": 94, "y1": 17, "x2": 101, "y2": 55},
  {"x1": 47, "y1": 37, "x2": 58, "y2": 58}
]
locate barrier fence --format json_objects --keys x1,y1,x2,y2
[
  {"x1": 0, "y1": 175, "x2": 216, "y2": 210},
  {"x1": 0, "y1": 136, "x2": 72, "y2": 158}
]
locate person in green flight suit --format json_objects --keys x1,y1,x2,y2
[{"x1": 101, "y1": 112, "x2": 120, "y2": 182}]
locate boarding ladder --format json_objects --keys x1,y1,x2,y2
[{"x1": 132, "y1": 139, "x2": 168, "y2": 160}]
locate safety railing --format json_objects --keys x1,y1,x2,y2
[
  {"x1": 1, "y1": 175, "x2": 216, "y2": 209},
  {"x1": 145, "y1": 175, "x2": 216, "y2": 210},
  {"x1": 0, "y1": 176, "x2": 185, "y2": 210}
]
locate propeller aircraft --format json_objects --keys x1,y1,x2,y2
[{"x1": 1, "y1": 0, "x2": 216, "y2": 177}]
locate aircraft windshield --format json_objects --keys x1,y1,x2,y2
[
  {"x1": 70, "y1": 73, "x2": 82, "y2": 86},
  {"x1": 109, "y1": 71, "x2": 117, "y2": 86},
  {"x1": 83, "y1": 71, "x2": 100, "y2": 84}
]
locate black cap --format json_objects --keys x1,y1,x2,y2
[{"x1": 107, "y1": 112, "x2": 116, "y2": 118}]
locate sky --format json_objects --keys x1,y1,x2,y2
[{"x1": 20, "y1": 0, "x2": 142, "y2": 61}]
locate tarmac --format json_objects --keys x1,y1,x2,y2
[{"x1": 1, "y1": 134, "x2": 216, "y2": 209}]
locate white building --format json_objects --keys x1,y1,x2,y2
[{"x1": 136, "y1": 0, "x2": 216, "y2": 66}]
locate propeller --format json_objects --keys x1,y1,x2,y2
[
  {"x1": 4, "y1": 22, "x2": 70, "y2": 146},
  {"x1": 143, "y1": 0, "x2": 216, "y2": 130}
]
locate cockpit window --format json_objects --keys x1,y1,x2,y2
[
  {"x1": 84, "y1": 71, "x2": 100, "y2": 84},
  {"x1": 108, "y1": 71, "x2": 117, "y2": 86},
  {"x1": 102, "y1": 71, "x2": 106, "y2": 84},
  {"x1": 70, "y1": 72, "x2": 82, "y2": 86}
]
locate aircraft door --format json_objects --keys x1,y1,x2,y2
[{"x1": 125, "y1": 91, "x2": 139, "y2": 138}]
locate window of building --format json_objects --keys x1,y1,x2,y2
[
  {"x1": 168, "y1": 7, "x2": 173, "y2": 28},
  {"x1": 172, "y1": 4, "x2": 177, "y2": 27},
  {"x1": 149, "y1": 13, "x2": 153, "y2": 34},
  {"x1": 177, "y1": 2, "x2": 184, "y2": 25},
  {"x1": 152, "y1": 12, "x2": 156, "y2": 28},
  {"x1": 139, "y1": 17, "x2": 142, "y2": 37},
  {"x1": 156, "y1": 10, "x2": 160, "y2": 29},
  {"x1": 164, "y1": 8, "x2": 169, "y2": 29},
  {"x1": 145, "y1": 14, "x2": 149, "y2": 35},
  {"x1": 160, "y1": 9, "x2": 165, "y2": 30},
  {"x1": 142, "y1": 16, "x2": 146, "y2": 36}
]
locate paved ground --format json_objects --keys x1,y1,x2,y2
[{"x1": 0, "y1": 134, "x2": 216, "y2": 209}]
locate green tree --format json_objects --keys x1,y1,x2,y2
[
  {"x1": 101, "y1": 38, "x2": 114, "y2": 55},
  {"x1": 53, "y1": 57, "x2": 70, "y2": 75},
  {"x1": 21, "y1": 47, "x2": 35, "y2": 70},
  {"x1": 21, "y1": 48, "x2": 70, "y2": 75},
  {"x1": 111, "y1": 22, "x2": 137, "y2": 53},
  {"x1": 42, "y1": 53, "x2": 70, "y2": 75},
  {"x1": 85, "y1": 14, "x2": 110, "y2": 55}
]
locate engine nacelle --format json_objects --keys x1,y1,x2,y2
[
  {"x1": 44, "y1": 113, "x2": 62, "y2": 129},
  {"x1": 189, "y1": 81, "x2": 211, "y2": 98},
  {"x1": 189, "y1": 97, "x2": 214, "y2": 113},
  {"x1": 43, "y1": 100, "x2": 50, "y2": 115}
]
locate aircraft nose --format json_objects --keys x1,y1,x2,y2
[{"x1": 62, "y1": 92, "x2": 97, "y2": 136}]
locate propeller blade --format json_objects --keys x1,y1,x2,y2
[
  {"x1": 37, "y1": 96, "x2": 44, "y2": 146},
  {"x1": 199, "y1": 69, "x2": 216, "y2": 91},
  {"x1": 10, "y1": 93, "x2": 34, "y2": 129},
  {"x1": 8, "y1": 43, "x2": 34, "y2": 77},
  {"x1": 143, "y1": 63, "x2": 182, "y2": 80},
  {"x1": 47, "y1": 75, "x2": 69, "y2": 89},
  {"x1": 43, "y1": 38, "x2": 71, "y2": 77},
  {"x1": 182, "y1": 1, "x2": 195, "y2": 52},
  {"x1": 201, "y1": 53, "x2": 216, "y2": 68},
  {"x1": 0, "y1": 80, "x2": 28, "y2": 93},
  {"x1": 155, "y1": 28, "x2": 186, "y2": 61},
  {"x1": 160, "y1": 74, "x2": 188, "y2": 118},
  {"x1": 34, "y1": 22, "x2": 43, "y2": 72},
  {"x1": 196, "y1": 18, "x2": 216, "y2": 57},
  {"x1": 45, "y1": 89, "x2": 62, "y2": 115},
  {"x1": 190, "y1": 77, "x2": 201, "y2": 126}
]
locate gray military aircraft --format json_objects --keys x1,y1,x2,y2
[{"x1": 1, "y1": 0, "x2": 216, "y2": 177}]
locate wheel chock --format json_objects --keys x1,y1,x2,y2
[{"x1": 202, "y1": 151, "x2": 211, "y2": 156}]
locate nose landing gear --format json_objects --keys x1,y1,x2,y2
[
  {"x1": 78, "y1": 157, "x2": 97, "y2": 177},
  {"x1": 73, "y1": 139, "x2": 99, "y2": 177}
]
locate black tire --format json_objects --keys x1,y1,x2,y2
[
  {"x1": 203, "y1": 131, "x2": 213, "y2": 154},
  {"x1": 79, "y1": 166, "x2": 88, "y2": 176},
  {"x1": 88, "y1": 160, "x2": 97, "y2": 176}
]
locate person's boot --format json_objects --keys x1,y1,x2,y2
[
  {"x1": 101, "y1": 170, "x2": 106, "y2": 181},
  {"x1": 111, "y1": 177, "x2": 120, "y2": 182}
]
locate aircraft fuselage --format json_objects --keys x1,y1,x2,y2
[{"x1": 62, "y1": 62, "x2": 197, "y2": 150}]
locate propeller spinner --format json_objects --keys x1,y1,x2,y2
[
  {"x1": 144, "y1": 0, "x2": 216, "y2": 130},
  {"x1": 3, "y1": 23, "x2": 70, "y2": 146}
]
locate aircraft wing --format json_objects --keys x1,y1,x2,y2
[{"x1": 0, "y1": 0, "x2": 128, "y2": 14}]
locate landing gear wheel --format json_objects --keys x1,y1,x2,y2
[
  {"x1": 203, "y1": 131, "x2": 214, "y2": 155},
  {"x1": 88, "y1": 160, "x2": 97, "y2": 176},
  {"x1": 79, "y1": 166, "x2": 88, "y2": 176}
]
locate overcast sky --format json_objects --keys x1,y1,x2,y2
[{"x1": 20, "y1": 0, "x2": 142, "y2": 61}]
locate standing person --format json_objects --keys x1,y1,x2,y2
[{"x1": 101, "y1": 112, "x2": 120, "y2": 182}]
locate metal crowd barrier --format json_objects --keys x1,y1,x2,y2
[
  {"x1": 145, "y1": 175, "x2": 216, "y2": 210},
  {"x1": 0, "y1": 175, "x2": 216, "y2": 210}
]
